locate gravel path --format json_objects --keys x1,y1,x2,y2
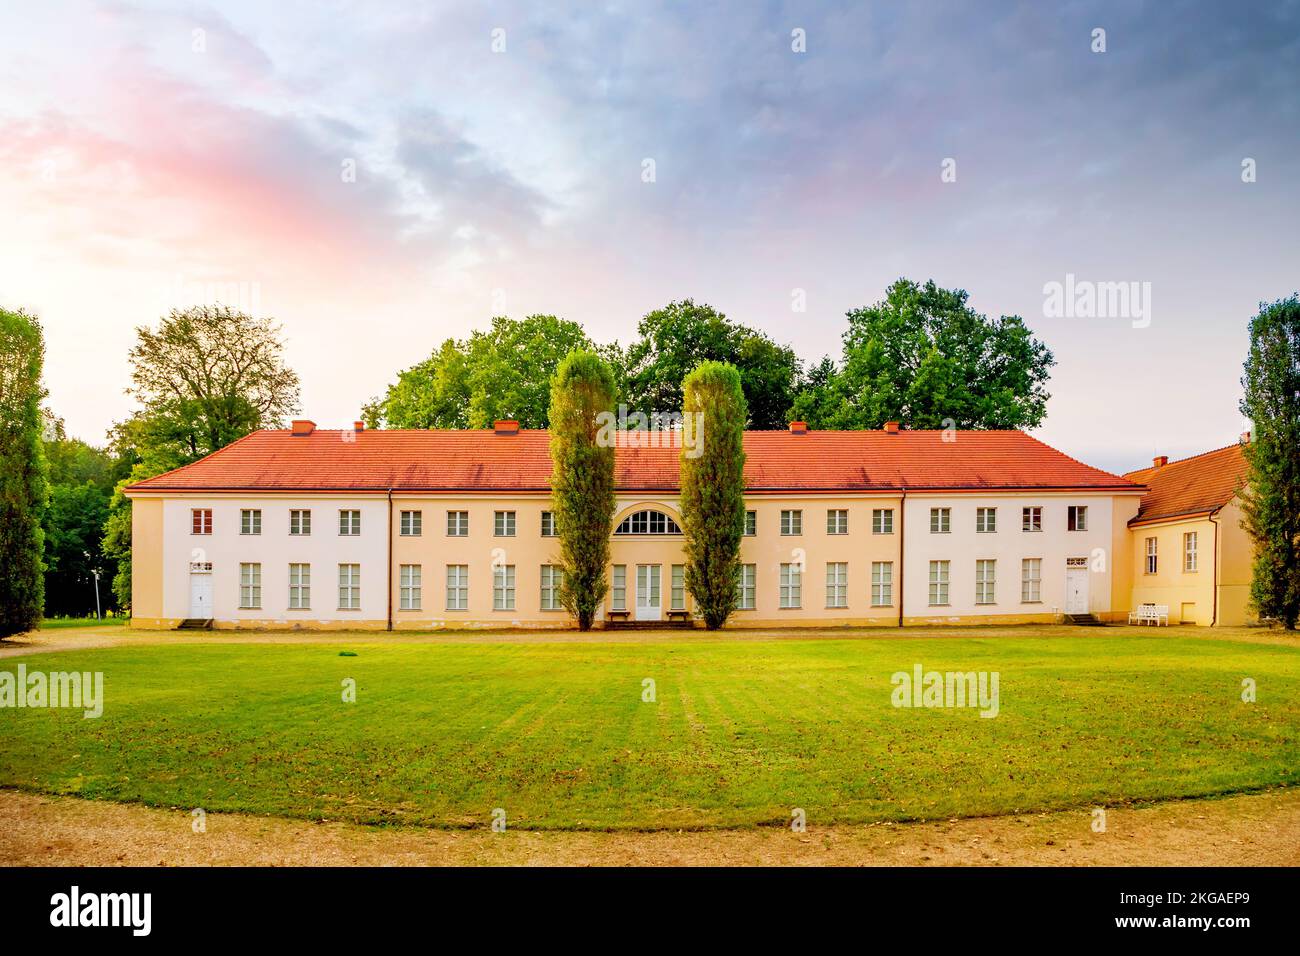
[{"x1": 3, "y1": 788, "x2": 1296, "y2": 866}]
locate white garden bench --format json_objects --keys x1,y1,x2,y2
[{"x1": 1128, "y1": 603, "x2": 1169, "y2": 626}]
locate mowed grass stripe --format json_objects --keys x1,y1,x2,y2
[{"x1": 0, "y1": 635, "x2": 1296, "y2": 829}]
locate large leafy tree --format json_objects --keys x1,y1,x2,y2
[
  {"x1": 801, "y1": 279, "x2": 1054, "y2": 430},
  {"x1": 622, "y1": 300, "x2": 798, "y2": 430},
  {"x1": 1239, "y1": 294, "x2": 1300, "y2": 629},
  {"x1": 0, "y1": 307, "x2": 49, "y2": 637},
  {"x1": 103, "y1": 306, "x2": 300, "y2": 610},
  {"x1": 679, "y1": 361, "x2": 747, "y2": 630},
  {"x1": 370, "y1": 315, "x2": 595, "y2": 429},
  {"x1": 548, "y1": 350, "x2": 617, "y2": 630}
]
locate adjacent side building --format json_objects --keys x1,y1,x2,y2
[{"x1": 1123, "y1": 441, "x2": 1254, "y2": 626}]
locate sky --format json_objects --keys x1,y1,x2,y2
[{"x1": 1, "y1": 0, "x2": 1297, "y2": 473}]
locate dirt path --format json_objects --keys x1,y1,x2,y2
[
  {"x1": 3, "y1": 788, "x2": 1296, "y2": 866},
  {"x1": 4, "y1": 622, "x2": 1295, "y2": 661}
]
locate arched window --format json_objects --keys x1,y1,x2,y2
[{"x1": 615, "y1": 509, "x2": 682, "y2": 535}]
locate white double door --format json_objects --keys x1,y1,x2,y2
[
  {"x1": 635, "y1": 564, "x2": 662, "y2": 621},
  {"x1": 189, "y1": 571, "x2": 213, "y2": 618},
  {"x1": 1065, "y1": 565, "x2": 1089, "y2": 614}
]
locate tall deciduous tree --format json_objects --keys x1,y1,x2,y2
[
  {"x1": 0, "y1": 307, "x2": 48, "y2": 637},
  {"x1": 103, "y1": 306, "x2": 300, "y2": 610},
  {"x1": 805, "y1": 279, "x2": 1054, "y2": 430},
  {"x1": 1239, "y1": 294, "x2": 1300, "y2": 629},
  {"x1": 548, "y1": 350, "x2": 617, "y2": 630},
  {"x1": 679, "y1": 361, "x2": 747, "y2": 630},
  {"x1": 371, "y1": 315, "x2": 596, "y2": 429},
  {"x1": 623, "y1": 300, "x2": 798, "y2": 430}
]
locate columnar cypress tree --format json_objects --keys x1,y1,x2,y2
[
  {"x1": 0, "y1": 307, "x2": 49, "y2": 637},
  {"x1": 1239, "y1": 294, "x2": 1300, "y2": 629},
  {"x1": 679, "y1": 361, "x2": 747, "y2": 630},
  {"x1": 549, "y1": 350, "x2": 617, "y2": 630}
]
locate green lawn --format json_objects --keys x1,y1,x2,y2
[
  {"x1": 1, "y1": 632, "x2": 1296, "y2": 829},
  {"x1": 40, "y1": 616, "x2": 127, "y2": 629}
]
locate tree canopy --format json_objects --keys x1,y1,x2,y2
[
  {"x1": 794, "y1": 279, "x2": 1055, "y2": 430},
  {"x1": 1239, "y1": 294, "x2": 1300, "y2": 629},
  {"x1": 621, "y1": 300, "x2": 798, "y2": 430},
  {"x1": 0, "y1": 307, "x2": 48, "y2": 636},
  {"x1": 369, "y1": 315, "x2": 596, "y2": 429}
]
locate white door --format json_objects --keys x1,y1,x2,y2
[
  {"x1": 190, "y1": 572, "x2": 213, "y2": 618},
  {"x1": 1065, "y1": 566, "x2": 1089, "y2": 613},
  {"x1": 635, "y1": 564, "x2": 661, "y2": 621}
]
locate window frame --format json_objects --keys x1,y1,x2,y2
[
  {"x1": 930, "y1": 507, "x2": 951, "y2": 534},
  {"x1": 337, "y1": 563, "x2": 361, "y2": 610},
  {"x1": 1145, "y1": 537, "x2": 1158, "y2": 575},
  {"x1": 825, "y1": 561, "x2": 848, "y2": 608},
  {"x1": 445, "y1": 565, "x2": 468, "y2": 611},
  {"x1": 1021, "y1": 558, "x2": 1042, "y2": 603},
  {"x1": 493, "y1": 564, "x2": 516, "y2": 610},
  {"x1": 494, "y1": 511, "x2": 516, "y2": 538},
  {"x1": 1183, "y1": 531, "x2": 1198, "y2": 572},
  {"x1": 288, "y1": 562, "x2": 311, "y2": 609},
  {"x1": 239, "y1": 562, "x2": 262, "y2": 609},
  {"x1": 737, "y1": 564, "x2": 756, "y2": 610},
  {"x1": 399, "y1": 510, "x2": 423, "y2": 537},
  {"x1": 289, "y1": 509, "x2": 311, "y2": 536},
  {"x1": 975, "y1": 559, "x2": 996, "y2": 605},
  {"x1": 540, "y1": 564, "x2": 564, "y2": 610},
  {"x1": 446, "y1": 510, "x2": 469, "y2": 537},
  {"x1": 1022, "y1": 506, "x2": 1043, "y2": 532},
  {"x1": 975, "y1": 507, "x2": 997, "y2": 533},
  {"x1": 871, "y1": 561, "x2": 893, "y2": 607},
  {"x1": 191, "y1": 508, "x2": 213, "y2": 535},
  {"x1": 928, "y1": 560, "x2": 950, "y2": 606},
  {"x1": 779, "y1": 563, "x2": 802, "y2": 609},
  {"x1": 339, "y1": 509, "x2": 361, "y2": 536},
  {"x1": 872, "y1": 508, "x2": 894, "y2": 535},
  {"x1": 826, "y1": 509, "x2": 848, "y2": 535}
]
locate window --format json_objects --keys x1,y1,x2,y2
[
  {"x1": 239, "y1": 563, "x2": 261, "y2": 609},
  {"x1": 825, "y1": 562, "x2": 848, "y2": 608},
  {"x1": 1068, "y1": 505, "x2": 1088, "y2": 532},
  {"x1": 541, "y1": 511, "x2": 557, "y2": 537},
  {"x1": 976, "y1": 507, "x2": 997, "y2": 533},
  {"x1": 192, "y1": 509, "x2": 212, "y2": 535},
  {"x1": 446, "y1": 565, "x2": 468, "y2": 610},
  {"x1": 1145, "y1": 537, "x2": 1158, "y2": 574},
  {"x1": 611, "y1": 565, "x2": 627, "y2": 611},
  {"x1": 339, "y1": 510, "x2": 361, "y2": 536},
  {"x1": 975, "y1": 559, "x2": 996, "y2": 605},
  {"x1": 494, "y1": 511, "x2": 516, "y2": 537},
  {"x1": 779, "y1": 563, "x2": 802, "y2": 608},
  {"x1": 400, "y1": 510, "x2": 422, "y2": 536},
  {"x1": 930, "y1": 508, "x2": 951, "y2": 533},
  {"x1": 928, "y1": 560, "x2": 950, "y2": 606},
  {"x1": 871, "y1": 562, "x2": 893, "y2": 607},
  {"x1": 737, "y1": 564, "x2": 756, "y2": 610},
  {"x1": 288, "y1": 563, "x2": 310, "y2": 609},
  {"x1": 240, "y1": 509, "x2": 262, "y2": 535},
  {"x1": 1184, "y1": 532, "x2": 1198, "y2": 572},
  {"x1": 744, "y1": 510, "x2": 757, "y2": 536},
  {"x1": 338, "y1": 564, "x2": 360, "y2": 609},
  {"x1": 872, "y1": 508, "x2": 894, "y2": 534},
  {"x1": 540, "y1": 565, "x2": 564, "y2": 610},
  {"x1": 826, "y1": 509, "x2": 848, "y2": 535},
  {"x1": 1022, "y1": 558, "x2": 1042, "y2": 602},
  {"x1": 289, "y1": 509, "x2": 311, "y2": 535},
  {"x1": 493, "y1": 565, "x2": 516, "y2": 610},
  {"x1": 399, "y1": 564, "x2": 422, "y2": 610},
  {"x1": 780, "y1": 510, "x2": 802, "y2": 536},
  {"x1": 671, "y1": 564, "x2": 686, "y2": 610},
  {"x1": 1022, "y1": 507, "x2": 1042, "y2": 532},
  {"x1": 447, "y1": 511, "x2": 469, "y2": 536},
  {"x1": 614, "y1": 510, "x2": 682, "y2": 535}
]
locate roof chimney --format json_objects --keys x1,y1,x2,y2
[
  {"x1": 290, "y1": 419, "x2": 316, "y2": 436},
  {"x1": 353, "y1": 420, "x2": 365, "y2": 432},
  {"x1": 883, "y1": 421, "x2": 900, "y2": 434},
  {"x1": 788, "y1": 421, "x2": 808, "y2": 434},
  {"x1": 494, "y1": 419, "x2": 520, "y2": 435},
  {"x1": 1153, "y1": 455, "x2": 1168, "y2": 468},
  {"x1": 1239, "y1": 430, "x2": 1251, "y2": 444}
]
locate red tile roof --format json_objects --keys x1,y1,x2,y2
[
  {"x1": 126, "y1": 428, "x2": 1141, "y2": 495},
  {"x1": 1124, "y1": 442, "x2": 1249, "y2": 526}
]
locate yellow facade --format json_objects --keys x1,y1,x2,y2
[{"x1": 1128, "y1": 500, "x2": 1256, "y2": 626}]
